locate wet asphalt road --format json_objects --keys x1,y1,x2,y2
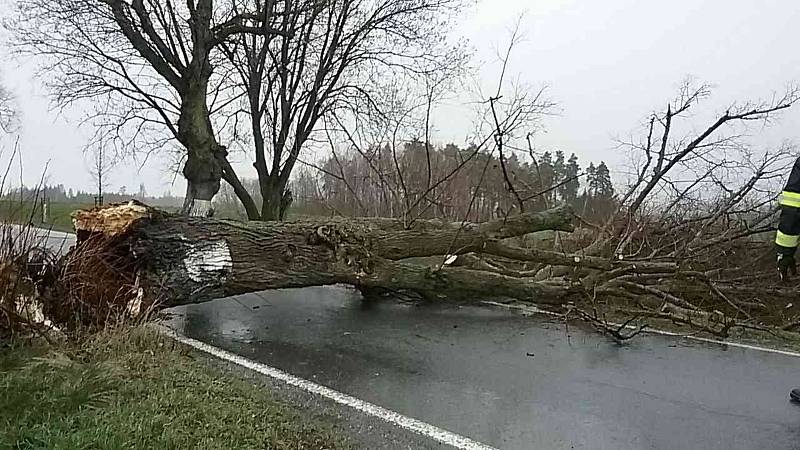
[
  {"x1": 39, "y1": 230, "x2": 75, "y2": 254},
  {"x1": 6, "y1": 225, "x2": 76, "y2": 255},
  {"x1": 166, "y1": 285, "x2": 800, "y2": 450}
]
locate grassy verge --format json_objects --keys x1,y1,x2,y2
[
  {"x1": 0, "y1": 327, "x2": 348, "y2": 449},
  {"x1": 0, "y1": 200, "x2": 88, "y2": 233}
]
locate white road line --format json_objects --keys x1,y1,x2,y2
[
  {"x1": 482, "y1": 301, "x2": 800, "y2": 358},
  {"x1": 635, "y1": 328, "x2": 800, "y2": 358},
  {"x1": 156, "y1": 325, "x2": 498, "y2": 450}
]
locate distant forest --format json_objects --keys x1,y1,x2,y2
[
  {"x1": 2, "y1": 184, "x2": 184, "y2": 209},
  {"x1": 217, "y1": 142, "x2": 615, "y2": 222}
]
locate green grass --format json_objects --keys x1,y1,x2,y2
[
  {"x1": 0, "y1": 200, "x2": 88, "y2": 233},
  {"x1": 0, "y1": 327, "x2": 348, "y2": 449}
]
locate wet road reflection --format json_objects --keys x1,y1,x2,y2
[{"x1": 167, "y1": 285, "x2": 800, "y2": 450}]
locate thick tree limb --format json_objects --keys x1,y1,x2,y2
[
  {"x1": 371, "y1": 205, "x2": 574, "y2": 259},
  {"x1": 481, "y1": 240, "x2": 679, "y2": 273}
]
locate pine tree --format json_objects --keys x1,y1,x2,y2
[
  {"x1": 559, "y1": 153, "x2": 580, "y2": 204},
  {"x1": 586, "y1": 162, "x2": 597, "y2": 196},
  {"x1": 553, "y1": 150, "x2": 565, "y2": 187},
  {"x1": 538, "y1": 151, "x2": 555, "y2": 203},
  {"x1": 594, "y1": 161, "x2": 614, "y2": 198}
]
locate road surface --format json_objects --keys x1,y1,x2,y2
[
  {"x1": 3, "y1": 224, "x2": 75, "y2": 255},
  {"x1": 165, "y1": 285, "x2": 800, "y2": 449}
]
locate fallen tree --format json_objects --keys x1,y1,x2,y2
[
  {"x1": 51, "y1": 195, "x2": 782, "y2": 343},
  {"x1": 66, "y1": 201, "x2": 579, "y2": 314},
  {"x1": 18, "y1": 82, "x2": 800, "y2": 341},
  {"x1": 58, "y1": 190, "x2": 787, "y2": 340}
]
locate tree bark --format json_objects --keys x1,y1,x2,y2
[
  {"x1": 176, "y1": 2, "x2": 224, "y2": 217},
  {"x1": 70, "y1": 203, "x2": 577, "y2": 309},
  {"x1": 260, "y1": 181, "x2": 284, "y2": 221},
  {"x1": 177, "y1": 72, "x2": 222, "y2": 218}
]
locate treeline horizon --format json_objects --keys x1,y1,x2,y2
[
  {"x1": 217, "y1": 141, "x2": 616, "y2": 222},
  {"x1": 1, "y1": 184, "x2": 185, "y2": 208}
]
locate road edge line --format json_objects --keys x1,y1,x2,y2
[
  {"x1": 154, "y1": 325, "x2": 498, "y2": 450},
  {"x1": 481, "y1": 301, "x2": 800, "y2": 358}
]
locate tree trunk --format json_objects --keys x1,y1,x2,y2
[
  {"x1": 260, "y1": 188, "x2": 282, "y2": 221},
  {"x1": 178, "y1": 76, "x2": 222, "y2": 217},
  {"x1": 70, "y1": 202, "x2": 576, "y2": 310},
  {"x1": 259, "y1": 175, "x2": 287, "y2": 221},
  {"x1": 178, "y1": 8, "x2": 222, "y2": 218}
]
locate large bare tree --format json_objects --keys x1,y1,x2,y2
[
  {"x1": 9, "y1": 0, "x2": 284, "y2": 216},
  {"x1": 219, "y1": 0, "x2": 470, "y2": 220},
  {"x1": 9, "y1": 0, "x2": 470, "y2": 221}
]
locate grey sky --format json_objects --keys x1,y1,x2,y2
[{"x1": 1, "y1": 0, "x2": 799, "y2": 194}]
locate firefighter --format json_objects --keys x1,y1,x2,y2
[
  {"x1": 777, "y1": 157, "x2": 800, "y2": 282},
  {"x1": 778, "y1": 157, "x2": 800, "y2": 402}
]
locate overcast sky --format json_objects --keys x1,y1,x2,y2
[{"x1": 1, "y1": 0, "x2": 799, "y2": 194}]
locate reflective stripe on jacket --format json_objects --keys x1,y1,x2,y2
[{"x1": 777, "y1": 157, "x2": 800, "y2": 255}]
